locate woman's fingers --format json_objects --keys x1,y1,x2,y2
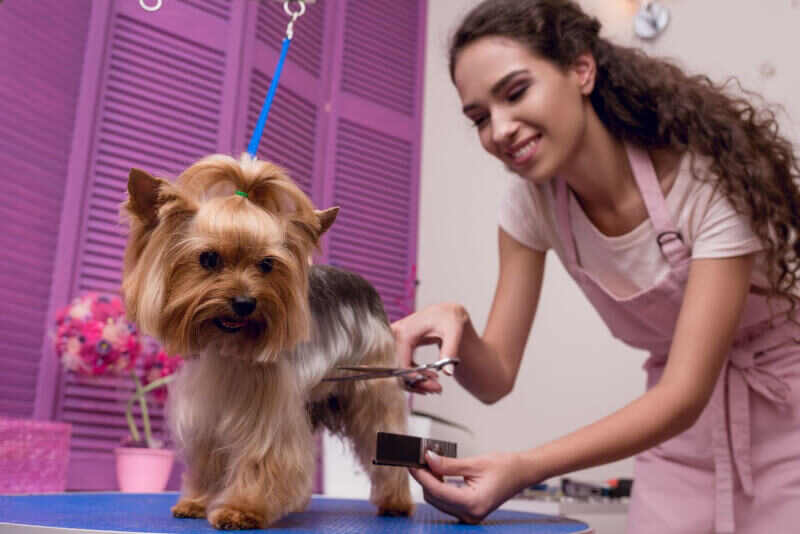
[
  {"x1": 391, "y1": 304, "x2": 466, "y2": 394},
  {"x1": 409, "y1": 467, "x2": 481, "y2": 524},
  {"x1": 402, "y1": 369, "x2": 442, "y2": 393}
]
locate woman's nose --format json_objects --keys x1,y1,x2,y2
[{"x1": 491, "y1": 113, "x2": 519, "y2": 147}]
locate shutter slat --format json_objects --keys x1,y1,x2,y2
[{"x1": 177, "y1": 0, "x2": 232, "y2": 21}]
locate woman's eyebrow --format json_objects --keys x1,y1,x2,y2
[{"x1": 462, "y1": 69, "x2": 529, "y2": 113}]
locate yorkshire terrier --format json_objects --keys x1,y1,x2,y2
[{"x1": 121, "y1": 153, "x2": 414, "y2": 529}]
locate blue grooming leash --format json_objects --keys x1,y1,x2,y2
[
  {"x1": 247, "y1": 36, "x2": 292, "y2": 157},
  {"x1": 247, "y1": 1, "x2": 307, "y2": 157}
]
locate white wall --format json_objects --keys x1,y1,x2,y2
[{"x1": 414, "y1": 0, "x2": 800, "y2": 489}]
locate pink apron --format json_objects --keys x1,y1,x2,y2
[{"x1": 553, "y1": 143, "x2": 800, "y2": 533}]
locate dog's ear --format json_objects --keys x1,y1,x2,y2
[
  {"x1": 288, "y1": 207, "x2": 338, "y2": 249},
  {"x1": 315, "y1": 207, "x2": 339, "y2": 237},
  {"x1": 126, "y1": 168, "x2": 169, "y2": 225}
]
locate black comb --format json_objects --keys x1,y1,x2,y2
[{"x1": 373, "y1": 431, "x2": 457, "y2": 468}]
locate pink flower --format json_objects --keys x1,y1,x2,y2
[
  {"x1": 91, "y1": 294, "x2": 125, "y2": 323},
  {"x1": 53, "y1": 293, "x2": 140, "y2": 377},
  {"x1": 52, "y1": 293, "x2": 177, "y2": 449},
  {"x1": 142, "y1": 344, "x2": 183, "y2": 404}
]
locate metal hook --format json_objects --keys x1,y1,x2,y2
[
  {"x1": 283, "y1": 0, "x2": 306, "y2": 17},
  {"x1": 139, "y1": 0, "x2": 163, "y2": 12},
  {"x1": 283, "y1": 1, "x2": 306, "y2": 39}
]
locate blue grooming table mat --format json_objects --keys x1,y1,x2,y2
[{"x1": 0, "y1": 492, "x2": 592, "y2": 533}]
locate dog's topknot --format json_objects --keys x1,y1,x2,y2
[{"x1": 176, "y1": 153, "x2": 315, "y2": 218}]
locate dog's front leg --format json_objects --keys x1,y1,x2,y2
[
  {"x1": 172, "y1": 436, "x2": 226, "y2": 519},
  {"x1": 207, "y1": 418, "x2": 315, "y2": 529}
]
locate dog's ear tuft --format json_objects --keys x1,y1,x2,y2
[
  {"x1": 315, "y1": 207, "x2": 339, "y2": 237},
  {"x1": 127, "y1": 168, "x2": 168, "y2": 225}
]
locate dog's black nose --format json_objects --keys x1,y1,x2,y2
[{"x1": 231, "y1": 296, "x2": 256, "y2": 317}]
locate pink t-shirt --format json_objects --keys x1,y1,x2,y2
[{"x1": 498, "y1": 153, "x2": 766, "y2": 299}]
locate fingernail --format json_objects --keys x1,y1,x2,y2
[{"x1": 426, "y1": 450, "x2": 440, "y2": 462}]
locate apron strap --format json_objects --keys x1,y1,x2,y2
[
  {"x1": 710, "y1": 350, "x2": 792, "y2": 533},
  {"x1": 556, "y1": 178, "x2": 580, "y2": 268},
  {"x1": 625, "y1": 143, "x2": 690, "y2": 267}
]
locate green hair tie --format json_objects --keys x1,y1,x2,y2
[{"x1": 235, "y1": 190, "x2": 248, "y2": 198}]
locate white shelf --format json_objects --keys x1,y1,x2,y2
[{"x1": 502, "y1": 497, "x2": 628, "y2": 516}]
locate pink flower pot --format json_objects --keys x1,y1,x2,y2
[{"x1": 114, "y1": 447, "x2": 175, "y2": 492}]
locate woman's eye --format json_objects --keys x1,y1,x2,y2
[
  {"x1": 258, "y1": 257, "x2": 275, "y2": 274},
  {"x1": 508, "y1": 84, "x2": 528, "y2": 102},
  {"x1": 199, "y1": 251, "x2": 221, "y2": 270},
  {"x1": 472, "y1": 115, "x2": 488, "y2": 128}
]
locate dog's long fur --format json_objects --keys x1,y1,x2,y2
[{"x1": 122, "y1": 153, "x2": 413, "y2": 529}]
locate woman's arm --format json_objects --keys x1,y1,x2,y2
[
  {"x1": 453, "y1": 228, "x2": 546, "y2": 402},
  {"x1": 392, "y1": 228, "x2": 545, "y2": 402},
  {"x1": 521, "y1": 253, "x2": 755, "y2": 478},
  {"x1": 411, "y1": 253, "x2": 756, "y2": 523}
]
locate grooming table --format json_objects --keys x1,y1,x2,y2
[{"x1": 0, "y1": 492, "x2": 592, "y2": 533}]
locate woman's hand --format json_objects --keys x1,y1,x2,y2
[
  {"x1": 390, "y1": 303, "x2": 469, "y2": 394},
  {"x1": 409, "y1": 450, "x2": 532, "y2": 524}
]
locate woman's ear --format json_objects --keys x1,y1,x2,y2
[{"x1": 572, "y1": 53, "x2": 597, "y2": 96}]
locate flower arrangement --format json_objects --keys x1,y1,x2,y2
[{"x1": 54, "y1": 293, "x2": 183, "y2": 449}]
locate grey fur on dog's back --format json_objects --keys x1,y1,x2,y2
[
  {"x1": 308, "y1": 265, "x2": 389, "y2": 326},
  {"x1": 296, "y1": 265, "x2": 397, "y2": 392}
]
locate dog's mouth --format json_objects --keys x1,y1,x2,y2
[{"x1": 213, "y1": 316, "x2": 247, "y2": 333}]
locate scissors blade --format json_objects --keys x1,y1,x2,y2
[
  {"x1": 322, "y1": 371, "x2": 409, "y2": 382},
  {"x1": 335, "y1": 365, "x2": 403, "y2": 373},
  {"x1": 323, "y1": 365, "x2": 425, "y2": 382}
]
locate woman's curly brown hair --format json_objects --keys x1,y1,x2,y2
[{"x1": 450, "y1": 0, "x2": 800, "y2": 315}]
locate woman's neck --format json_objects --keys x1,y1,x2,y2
[
  {"x1": 556, "y1": 111, "x2": 683, "y2": 237},
  {"x1": 558, "y1": 110, "x2": 634, "y2": 215}
]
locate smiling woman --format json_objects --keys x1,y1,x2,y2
[
  {"x1": 390, "y1": 0, "x2": 800, "y2": 532},
  {"x1": 456, "y1": 45, "x2": 588, "y2": 183}
]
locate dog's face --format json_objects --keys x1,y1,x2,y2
[{"x1": 121, "y1": 154, "x2": 337, "y2": 363}]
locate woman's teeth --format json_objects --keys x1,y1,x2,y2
[
  {"x1": 513, "y1": 142, "x2": 535, "y2": 160},
  {"x1": 511, "y1": 135, "x2": 541, "y2": 163}
]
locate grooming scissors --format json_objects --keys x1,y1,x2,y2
[{"x1": 322, "y1": 357, "x2": 459, "y2": 383}]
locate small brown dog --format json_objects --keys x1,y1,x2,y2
[{"x1": 121, "y1": 153, "x2": 414, "y2": 529}]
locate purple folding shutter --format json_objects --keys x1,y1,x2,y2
[
  {"x1": 320, "y1": 0, "x2": 426, "y2": 322},
  {"x1": 0, "y1": 1, "x2": 92, "y2": 419},
  {"x1": 52, "y1": 0, "x2": 248, "y2": 489}
]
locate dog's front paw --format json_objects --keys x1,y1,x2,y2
[
  {"x1": 208, "y1": 506, "x2": 265, "y2": 530},
  {"x1": 377, "y1": 494, "x2": 415, "y2": 517},
  {"x1": 291, "y1": 493, "x2": 311, "y2": 514},
  {"x1": 172, "y1": 498, "x2": 206, "y2": 518}
]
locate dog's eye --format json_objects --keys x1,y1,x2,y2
[
  {"x1": 258, "y1": 257, "x2": 274, "y2": 274},
  {"x1": 199, "y1": 251, "x2": 221, "y2": 270}
]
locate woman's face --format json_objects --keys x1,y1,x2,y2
[{"x1": 453, "y1": 36, "x2": 593, "y2": 184}]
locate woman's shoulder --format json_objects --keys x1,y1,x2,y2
[
  {"x1": 499, "y1": 176, "x2": 557, "y2": 251},
  {"x1": 502, "y1": 176, "x2": 557, "y2": 214}
]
